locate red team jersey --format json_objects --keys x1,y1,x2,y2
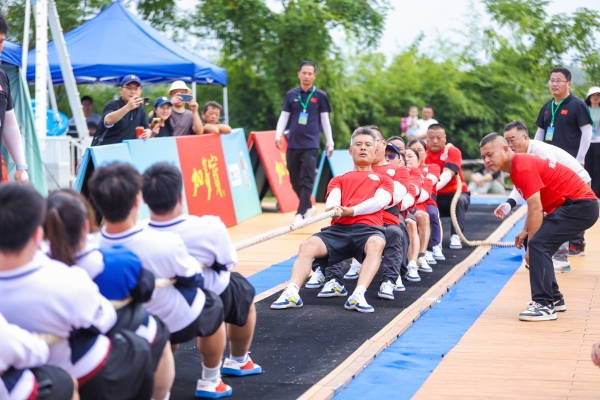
[
  {"x1": 426, "y1": 145, "x2": 468, "y2": 195},
  {"x1": 510, "y1": 153, "x2": 596, "y2": 214},
  {"x1": 372, "y1": 164, "x2": 410, "y2": 225},
  {"x1": 326, "y1": 170, "x2": 394, "y2": 227},
  {"x1": 421, "y1": 163, "x2": 441, "y2": 206}
]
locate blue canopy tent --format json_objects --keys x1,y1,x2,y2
[
  {"x1": 2, "y1": 41, "x2": 22, "y2": 67},
  {"x1": 26, "y1": 1, "x2": 227, "y2": 87}
]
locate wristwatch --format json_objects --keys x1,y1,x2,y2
[{"x1": 16, "y1": 164, "x2": 28, "y2": 171}]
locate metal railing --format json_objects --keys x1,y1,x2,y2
[{"x1": 44, "y1": 135, "x2": 91, "y2": 189}]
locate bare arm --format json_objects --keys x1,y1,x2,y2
[{"x1": 188, "y1": 100, "x2": 204, "y2": 135}]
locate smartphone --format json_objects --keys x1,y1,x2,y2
[
  {"x1": 151, "y1": 117, "x2": 162, "y2": 129},
  {"x1": 142, "y1": 97, "x2": 150, "y2": 106},
  {"x1": 178, "y1": 94, "x2": 193, "y2": 103}
]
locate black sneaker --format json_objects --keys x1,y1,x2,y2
[
  {"x1": 568, "y1": 246, "x2": 586, "y2": 257},
  {"x1": 519, "y1": 301, "x2": 557, "y2": 321},
  {"x1": 554, "y1": 298, "x2": 567, "y2": 312}
]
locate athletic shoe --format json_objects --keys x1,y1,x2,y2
[
  {"x1": 553, "y1": 298, "x2": 567, "y2": 312},
  {"x1": 518, "y1": 301, "x2": 557, "y2": 321},
  {"x1": 406, "y1": 263, "x2": 421, "y2": 282},
  {"x1": 432, "y1": 245, "x2": 445, "y2": 261},
  {"x1": 568, "y1": 246, "x2": 585, "y2": 257},
  {"x1": 318, "y1": 279, "x2": 348, "y2": 297},
  {"x1": 222, "y1": 357, "x2": 262, "y2": 376},
  {"x1": 450, "y1": 234, "x2": 462, "y2": 249},
  {"x1": 344, "y1": 260, "x2": 361, "y2": 280},
  {"x1": 394, "y1": 275, "x2": 406, "y2": 291},
  {"x1": 305, "y1": 267, "x2": 325, "y2": 289},
  {"x1": 553, "y1": 259, "x2": 571, "y2": 273},
  {"x1": 417, "y1": 257, "x2": 433, "y2": 273},
  {"x1": 293, "y1": 213, "x2": 304, "y2": 225},
  {"x1": 378, "y1": 280, "x2": 395, "y2": 300},
  {"x1": 195, "y1": 379, "x2": 232, "y2": 398},
  {"x1": 525, "y1": 263, "x2": 529, "y2": 270},
  {"x1": 344, "y1": 292, "x2": 374, "y2": 313},
  {"x1": 271, "y1": 288, "x2": 303, "y2": 309},
  {"x1": 303, "y1": 205, "x2": 317, "y2": 220},
  {"x1": 425, "y1": 251, "x2": 437, "y2": 265}
]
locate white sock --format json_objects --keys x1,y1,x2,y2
[
  {"x1": 287, "y1": 282, "x2": 299, "y2": 294},
  {"x1": 201, "y1": 362, "x2": 221, "y2": 384},
  {"x1": 408, "y1": 260, "x2": 417, "y2": 268},
  {"x1": 230, "y1": 353, "x2": 249, "y2": 364},
  {"x1": 354, "y1": 285, "x2": 366, "y2": 296}
]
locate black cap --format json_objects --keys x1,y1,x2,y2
[
  {"x1": 120, "y1": 75, "x2": 142, "y2": 87},
  {"x1": 386, "y1": 142, "x2": 401, "y2": 155}
]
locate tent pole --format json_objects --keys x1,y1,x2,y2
[
  {"x1": 22, "y1": 0, "x2": 31, "y2": 76},
  {"x1": 47, "y1": 66, "x2": 60, "y2": 123},
  {"x1": 192, "y1": 79, "x2": 196, "y2": 98},
  {"x1": 223, "y1": 86, "x2": 229, "y2": 125},
  {"x1": 35, "y1": 0, "x2": 48, "y2": 154},
  {"x1": 47, "y1": 0, "x2": 88, "y2": 137}
]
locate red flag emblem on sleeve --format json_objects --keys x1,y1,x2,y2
[
  {"x1": 544, "y1": 110, "x2": 549, "y2": 114},
  {"x1": 310, "y1": 98, "x2": 317, "y2": 103},
  {"x1": 561, "y1": 110, "x2": 568, "y2": 115}
]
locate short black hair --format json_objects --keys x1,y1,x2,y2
[
  {"x1": 550, "y1": 67, "x2": 571, "y2": 82},
  {"x1": 142, "y1": 162, "x2": 183, "y2": 215},
  {"x1": 202, "y1": 101, "x2": 222, "y2": 114},
  {"x1": 0, "y1": 12, "x2": 8, "y2": 35},
  {"x1": 387, "y1": 135, "x2": 404, "y2": 144},
  {"x1": 408, "y1": 139, "x2": 427, "y2": 150},
  {"x1": 81, "y1": 95, "x2": 93, "y2": 103},
  {"x1": 427, "y1": 123, "x2": 445, "y2": 132},
  {"x1": 88, "y1": 162, "x2": 142, "y2": 223},
  {"x1": 298, "y1": 61, "x2": 317, "y2": 73},
  {"x1": 0, "y1": 184, "x2": 45, "y2": 253},
  {"x1": 423, "y1": 104, "x2": 434, "y2": 112},
  {"x1": 479, "y1": 132, "x2": 504, "y2": 148},
  {"x1": 503, "y1": 120, "x2": 528, "y2": 134},
  {"x1": 365, "y1": 125, "x2": 384, "y2": 140}
]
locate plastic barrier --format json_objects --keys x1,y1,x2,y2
[
  {"x1": 74, "y1": 143, "x2": 133, "y2": 194},
  {"x1": 247, "y1": 131, "x2": 298, "y2": 213},
  {"x1": 312, "y1": 150, "x2": 353, "y2": 201},
  {"x1": 220, "y1": 129, "x2": 262, "y2": 223},
  {"x1": 176, "y1": 134, "x2": 237, "y2": 227}
]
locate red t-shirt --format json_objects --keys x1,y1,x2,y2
[
  {"x1": 421, "y1": 164, "x2": 441, "y2": 206},
  {"x1": 372, "y1": 163, "x2": 410, "y2": 225},
  {"x1": 511, "y1": 153, "x2": 597, "y2": 214},
  {"x1": 426, "y1": 145, "x2": 468, "y2": 195},
  {"x1": 408, "y1": 166, "x2": 423, "y2": 197},
  {"x1": 326, "y1": 170, "x2": 394, "y2": 226}
]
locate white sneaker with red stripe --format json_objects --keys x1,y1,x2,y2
[
  {"x1": 195, "y1": 379, "x2": 232, "y2": 398},
  {"x1": 222, "y1": 357, "x2": 262, "y2": 376}
]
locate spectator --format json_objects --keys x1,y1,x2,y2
[
  {"x1": 388, "y1": 136, "x2": 406, "y2": 155},
  {"x1": 142, "y1": 96, "x2": 174, "y2": 139},
  {"x1": 167, "y1": 80, "x2": 204, "y2": 136},
  {"x1": 402, "y1": 105, "x2": 420, "y2": 139},
  {"x1": 68, "y1": 95, "x2": 101, "y2": 136},
  {"x1": 87, "y1": 120, "x2": 98, "y2": 136},
  {"x1": 202, "y1": 101, "x2": 232, "y2": 134},
  {"x1": 414, "y1": 105, "x2": 438, "y2": 140},
  {"x1": 584, "y1": 86, "x2": 600, "y2": 196},
  {"x1": 91, "y1": 75, "x2": 150, "y2": 146},
  {"x1": 467, "y1": 165, "x2": 506, "y2": 194}
]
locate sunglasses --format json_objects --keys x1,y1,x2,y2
[{"x1": 386, "y1": 153, "x2": 399, "y2": 159}]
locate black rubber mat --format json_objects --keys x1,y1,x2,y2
[{"x1": 171, "y1": 205, "x2": 505, "y2": 399}]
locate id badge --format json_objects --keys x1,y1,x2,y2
[
  {"x1": 593, "y1": 128, "x2": 597, "y2": 141},
  {"x1": 298, "y1": 112, "x2": 308, "y2": 125},
  {"x1": 545, "y1": 126, "x2": 554, "y2": 141}
]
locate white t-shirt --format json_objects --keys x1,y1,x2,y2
[
  {"x1": 405, "y1": 116, "x2": 419, "y2": 138},
  {"x1": 0, "y1": 253, "x2": 115, "y2": 379},
  {"x1": 0, "y1": 313, "x2": 49, "y2": 400},
  {"x1": 100, "y1": 223, "x2": 205, "y2": 333},
  {"x1": 146, "y1": 215, "x2": 238, "y2": 295},
  {"x1": 417, "y1": 118, "x2": 438, "y2": 137}
]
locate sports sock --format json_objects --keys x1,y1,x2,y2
[
  {"x1": 354, "y1": 285, "x2": 366, "y2": 296},
  {"x1": 408, "y1": 260, "x2": 417, "y2": 268},
  {"x1": 202, "y1": 362, "x2": 221, "y2": 384},
  {"x1": 418, "y1": 252, "x2": 425, "y2": 258},
  {"x1": 230, "y1": 353, "x2": 249, "y2": 364},
  {"x1": 287, "y1": 282, "x2": 299, "y2": 294}
]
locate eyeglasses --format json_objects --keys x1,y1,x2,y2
[
  {"x1": 548, "y1": 80, "x2": 569, "y2": 85},
  {"x1": 386, "y1": 153, "x2": 398, "y2": 159},
  {"x1": 122, "y1": 85, "x2": 142, "y2": 91}
]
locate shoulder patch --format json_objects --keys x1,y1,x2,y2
[
  {"x1": 386, "y1": 169, "x2": 395, "y2": 177},
  {"x1": 368, "y1": 174, "x2": 380, "y2": 181}
]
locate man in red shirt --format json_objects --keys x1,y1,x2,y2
[
  {"x1": 480, "y1": 133, "x2": 598, "y2": 321},
  {"x1": 271, "y1": 126, "x2": 394, "y2": 313},
  {"x1": 425, "y1": 124, "x2": 470, "y2": 250}
]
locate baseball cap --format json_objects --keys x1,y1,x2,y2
[
  {"x1": 168, "y1": 80, "x2": 192, "y2": 95},
  {"x1": 386, "y1": 142, "x2": 401, "y2": 155},
  {"x1": 585, "y1": 86, "x2": 600, "y2": 106},
  {"x1": 121, "y1": 75, "x2": 142, "y2": 87},
  {"x1": 154, "y1": 96, "x2": 172, "y2": 108}
]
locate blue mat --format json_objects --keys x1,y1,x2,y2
[
  {"x1": 335, "y1": 218, "x2": 525, "y2": 399},
  {"x1": 245, "y1": 256, "x2": 296, "y2": 295},
  {"x1": 469, "y1": 195, "x2": 525, "y2": 206}
]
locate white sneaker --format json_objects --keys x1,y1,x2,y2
[
  {"x1": 394, "y1": 275, "x2": 406, "y2": 291},
  {"x1": 450, "y1": 234, "x2": 462, "y2": 249},
  {"x1": 417, "y1": 257, "x2": 433, "y2": 273},
  {"x1": 195, "y1": 379, "x2": 232, "y2": 398},
  {"x1": 425, "y1": 251, "x2": 436, "y2": 265},
  {"x1": 406, "y1": 262, "x2": 421, "y2": 282},
  {"x1": 344, "y1": 259, "x2": 361, "y2": 280},
  {"x1": 305, "y1": 267, "x2": 325, "y2": 288},
  {"x1": 553, "y1": 258, "x2": 571, "y2": 273},
  {"x1": 271, "y1": 287, "x2": 303, "y2": 309},
  {"x1": 318, "y1": 279, "x2": 348, "y2": 297},
  {"x1": 432, "y1": 245, "x2": 445, "y2": 260},
  {"x1": 344, "y1": 291, "x2": 374, "y2": 313},
  {"x1": 378, "y1": 280, "x2": 395, "y2": 300},
  {"x1": 293, "y1": 213, "x2": 304, "y2": 225},
  {"x1": 303, "y1": 205, "x2": 317, "y2": 219}
]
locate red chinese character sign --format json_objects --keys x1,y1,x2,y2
[
  {"x1": 247, "y1": 131, "x2": 299, "y2": 213},
  {"x1": 176, "y1": 135, "x2": 237, "y2": 227}
]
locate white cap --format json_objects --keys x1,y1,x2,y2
[
  {"x1": 168, "y1": 80, "x2": 192, "y2": 95},
  {"x1": 585, "y1": 86, "x2": 600, "y2": 103}
]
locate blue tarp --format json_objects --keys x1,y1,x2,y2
[
  {"x1": 26, "y1": 1, "x2": 227, "y2": 86},
  {"x1": 2, "y1": 40, "x2": 22, "y2": 67}
]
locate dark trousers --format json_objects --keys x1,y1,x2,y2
[
  {"x1": 569, "y1": 231, "x2": 586, "y2": 251},
  {"x1": 585, "y1": 142, "x2": 600, "y2": 197},
  {"x1": 527, "y1": 199, "x2": 598, "y2": 306},
  {"x1": 437, "y1": 192, "x2": 471, "y2": 236},
  {"x1": 427, "y1": 204, "x2": 441, "y2": 247},
  {"x1": 286, "y1": 148, "x2": 318, "y2": 215},
  {"x1": 399, "y1": 218, "x2": 409, "y2": 275}
]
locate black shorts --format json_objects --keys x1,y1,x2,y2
[
  {"x1": 149, "y1": 315, "x2": 170, "y2": 372},
  {"x1": 314, "y1": 224, "x2": 386, "y2": 269},
  {"x1": 219, "y1": 272, "x2": 255, "y2": 327},
  {"x1": 79, "y1": 330, "x2": 154, "y2": 400},
  {"x1": 170, "y1": 289, "x2": 224, "y2": 344},
  {"x1": 30, "y1": 365, "x2": 74, "y2": 400}
]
